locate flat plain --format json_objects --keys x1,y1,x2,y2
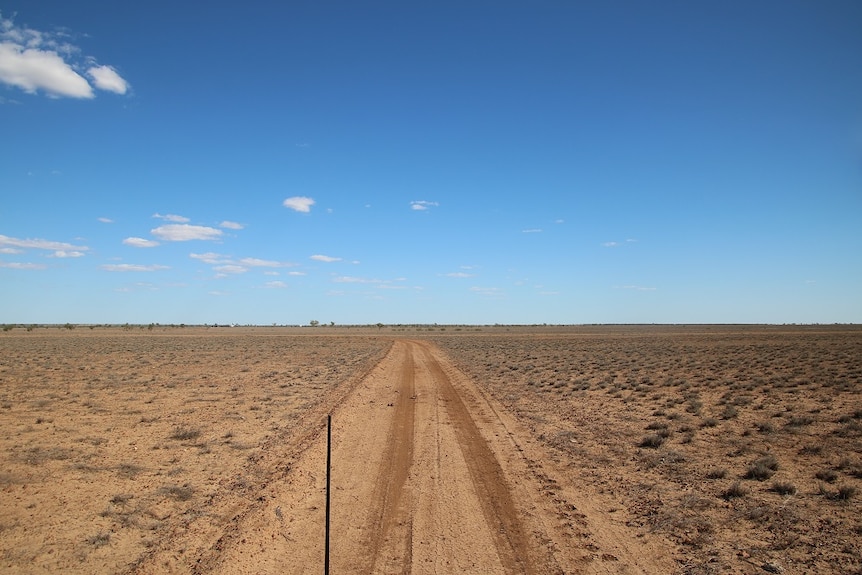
[{"x1": 1, "y1": 325, "x2": 860, "y2": 574}]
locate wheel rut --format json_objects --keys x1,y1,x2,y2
[{"x1": 136, "y1": 338, "x2": 674, "y2": 574}]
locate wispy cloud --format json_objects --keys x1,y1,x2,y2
[
  {"x1": 333, "y1": 276, "x2": 381, "y2": 284},
  {"x1": 264, "y1": 280, "x2": 287, "y2": 288},
  {"x1": 411, "y1": 200, "x2": 438, "y2": 211},
  {"x1": 192, "y1": 252, "x2": 295, "y2": 277},
  {"x1": 470, "y1": 286, "x2": 504, "y2": 297},
  {"x1": 98, "y1": 217, "x2": 113, "y2": 224},
  {"x1": 239, "y1": 257, "x2": 290, "y2": 268},
  {"x1": 0, "y1": 247, "x2": 22, "y2": 254},
  {"x1": 311, "y1": 254, "x2": 341, "y2": 263},
  {"x1": 0, "y1": 261, "x2": 46, "y2": 269},
  {"x1": 283, "y1": 196, "x2": 315, "y2": 213},
  {"x1": 213, "y1": 264, "x2": 247, "y2": 275},
  {"x1": 445, "y1": 272, "x2": 474, "y2": 278},
  {"x1": 87, "y1": 65, "x2": 128, "y2": 94},
  {"x1": 190, "y1": 252, "x2": 230, "y2": 265},
  {"x1": 152, "y1": 213, "x2": 190, "y2": 223},
  {"x1": 0, "y1": 234, "x2": 88, "y2": 253},
  {"x1": 49, "y1": 250, "x2": 85, "y2": 258},
  {"x1": 101, "y1": 263, "x2": 169, "y2": 272},
  {"x1": 219, "y1": 220, "x2": 244, "y2": 230},
  {"x1": 0, "y1": 13, "x2": 130, "y2": 98},
  {"x1": 522, "y1": 228, "x2": 542, "y2": 233},
  {"x1": 603, "y1": 238, "x2": 638, "y2": 248},
  {"x1": 123, "y1": 237, "x2": 160, "y2": 248},
  {"x1": 151, "y1": 224, "x2": 222, "y2": 241}
]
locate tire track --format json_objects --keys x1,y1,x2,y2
[
  {"x1": 364, "y1": 341, "x2": 416, "y2": 573},
  {"x1": 413, "y1": 341, "x2": 537, "y2": 574}
]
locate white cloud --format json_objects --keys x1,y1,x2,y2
[
  {"x1": 190, "y1": 252, "x2": 230, "y2": 264},
  {"x1": 470, "y1": 286, "x2": 504, "y2": 297},
  {"x1": 522, "y1": 229, "x2": 543, "y2": 233},
  {"x1": 123, "y1": 237, "x2": 160, "y2": 248},
  {"x1": 311, "y1": 254, "x2": 341, "y2": 263},
  {"x1": 445, "y1": 272, "x2": 474, "y2": 278},
  {"x1": 0, "y1": 42, "x2": 93, "y2": 98},
  {"x1": 98, "y1": 217, "x2": 113, "y2": 223},
  {"x1": 603, "y1": 239, "x2": 638, "y2": 248},
  {"x1": 239, "y1": 257, "x2": 290, "y2": 268},
  {"x1": 101, "y1": 263, "x2": 169, "y2": 272},
  {"x1": 0, "y1": 261, "x2": 45, "y2": 269},
  {"x1": 288, "y1": 271, "x2": 306, "y2": 276},
  {"x1": 151, "y1": 224, "x2": 222, "y2": 241},
  {"x1": 0, "y1": 233, "x2": 88, "y2": 252},
  {"x1": 152, "y1": 213, "x2": 190, "y2": 223},
  {"x1": 50, "y1": 250, "x2": 85, "y2": 258},
  {"x1": 411, "y1": 200, "x2": 439, "y2": 211},
  {"x1": 283, "y1": 196, "x2": 315, "y2": 213},
  {"x1": 0, "y1": 247, "x2": 22, "y2": 254},
  {"x1": 87, "y1": 65, "x2": 128, "y2": 94},
  {"x1": 333, "y1": 276, "x2": 381, "y2": 284},
  {"x1": 264, "y1": 281, "x2": 287, "y2": 289},
  {"x1": 219, "y1": 220, "x2": 244, "y2": 230},
  {"x1": 213, "y1": 264, "x2": 247, "y2": 274},
  {"x1": 0, "y1": 14, "x2": 129, "y2": 99}
]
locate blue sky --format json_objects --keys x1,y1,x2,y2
[{"x1": 1, "y1": 1, "x2": 860, "y2": 325}]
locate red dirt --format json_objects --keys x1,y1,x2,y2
[{"x1": 1, "y1": 325, "x2": 859, "y2": 574}]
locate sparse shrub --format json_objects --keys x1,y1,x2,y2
[
  {"x1": 785, "y1": 415, "x2": 814, "y2": 428},
  {"x1": 721, "y1": 405, "x2": 739, "y2": 420},
  {"x1": 835, "y1": 485, "x2": 857, "y2": 501},
  {"x1": 116, "y1": 463, "x2": 145, "y2": 478},
  {"x1": 756, "y1": 421, "x2": 775, "y2": 434},
  {"x1": 745, "y1": 455, "x2": 779, "y2": 481},
  {"x1": 706, "y1": 468, "x2": 727, "y2": 479},
  {"x1": 86, "y1": 532, "x2": 111, "y2": 547},
  {"x1": 722, "y1": 481, "x2": 747, "y2": 500},
  {"x1": 169, "y1": 426, "x2": 201, "y2": 441},
  {"x1": 110, "y1": 493, "x2": 133, "y2": 505},
  {"x1": 815, "y1": 469, "x2": 838, "y2": 483},
  {"x1": 646, "y1": 421, "x2": 669, "y2": 432},
  {"x1": 160, "y1": 484, "x2": 194, "y2": 501},
  {"x1": 701, "y1": 417, "x2": 718, "y2": 428},
  {"x1": 639, "y1": 434, "x2": 666, "y2": 449},
  {"x1": 771, "y1": 481, "x2": 797, "y2": 496}
]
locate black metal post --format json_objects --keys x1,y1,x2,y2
[{"x1": 324, "y1": 414, "x2": 331, "y2": 575}]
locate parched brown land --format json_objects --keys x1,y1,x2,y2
[{"x1": 1, "y1": 325, "x2": 860, "y2": 574}]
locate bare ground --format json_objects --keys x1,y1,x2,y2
[{"x1": 1, "y1": 325, "x2": 860, "y2": 574}]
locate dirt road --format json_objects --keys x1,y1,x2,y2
[{"x1": 131, "y1": 340, "x2": 675, "y2": 574}]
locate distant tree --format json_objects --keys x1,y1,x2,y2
[
  {"x1": 376, "y1": 323, "x2": 384, "y2": 330},
  {"x1": 309, "y1": 320, "x2": 320, "y2": 327},
  {"x1": 63, "y1": 322, "x2": 75, "y2": 330},
  {"x1": 330, "y1": 321, "x2": 335, "y2": 327}
]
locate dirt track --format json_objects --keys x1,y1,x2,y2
[{"x1": 129, "y1": 339, "x2": 675, "y2": 574}]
